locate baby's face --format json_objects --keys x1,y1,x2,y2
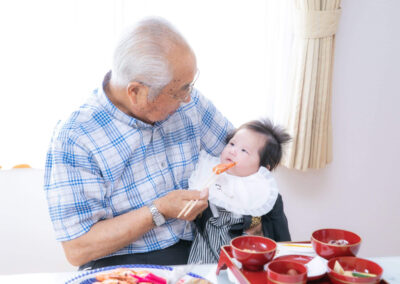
[{"x1": 220, "y1": 128, "x2": 267, "y2": 177}]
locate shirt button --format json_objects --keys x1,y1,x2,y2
[{"x1": 161, "y1": 161, "x2": 166, "y2": 168}]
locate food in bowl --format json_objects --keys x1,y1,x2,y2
[
  {"x1": 287, "y1": 268, "x2": 299, "y2": 275},
  {"x1": 327, "y1": 257, "x2": 383, "y2": 284},
  {"x1": 329, "y1": 239, "x2": 349, "y2": 246},
  {"x1": 267, "y1": 261, "x2": 307, "y2": 284},
  {"x1": 243, "y1": 249, "x2": 258, "y2": 253},
  {"x1": 230, "y1": 235, "x2": 277, "y2": 271},
  {"x1": 334, "y1": 260, "x2": 377, "y2": 277},
  {"x1": 311, "y1": 228, "x2": 361, "y2": 259}
]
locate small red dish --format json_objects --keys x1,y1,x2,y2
[
  {"x1": 274, "y1": 255, "x2": 326, "y2": 281},
  {"x1": 267, "y1": 260, "x2": 307, "y2": 284},
  {"x1": 311, "y1": 228, "x2": 361, "y2": 259},
  {"x1": 230, "y1": 235, "x2": 277, "y2": 271},
  {"x1": 327, "y1": 256, "x2": 383, "y2": 284}
]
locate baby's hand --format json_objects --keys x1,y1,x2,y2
[{"x1": 245, "y1": 223, "x2": 263, "y2": 236}]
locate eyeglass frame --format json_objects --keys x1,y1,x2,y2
[{"x1": 137, "y1": 69, "x2": 200, "y2": 103}]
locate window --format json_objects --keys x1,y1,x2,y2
[{"x1": 0, "y1": 0, "x2": 291, "y2": 168}]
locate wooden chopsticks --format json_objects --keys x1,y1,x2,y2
[
  {"x1": 176, "y1": 173, "x2": 217, "y2": 218},
  {"x1": 177, "y1": 162, "x2": 236, "y2": 218}
]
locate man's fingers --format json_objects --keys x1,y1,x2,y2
[
  {"x1": 180, "y1": 189, "x2": 207, "y2": 201},
  {"x1": 163, "y1": 189, "x2": 209, "y2": 220},
  {"x1": 177, "y1": 200, "x2": 193, "y2": 218},
  {"x1": 178, "y1": 198, "x2": 208, "y2": 220},
  {"x1": 200, "y1": 187, "x2": 209, "y2": 199}
]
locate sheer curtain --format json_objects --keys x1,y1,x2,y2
[
  {"x1": 0, "y1": 0, "x2": 291, "y2": 169},
  {"x1": 274, "y1": 0, "x2": 341, "y2": 170}
]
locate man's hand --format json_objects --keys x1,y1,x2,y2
[
  {"x1": 155, "y1": 188, "x2": 209, "y2": 221},
  {"x1": 62, "y1": 188, "x2": 209, "y2": 266}
]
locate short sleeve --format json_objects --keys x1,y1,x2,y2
[{"x1": 44, "y1": 136, "x2": 112, "y2": 241}]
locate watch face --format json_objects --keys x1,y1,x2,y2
[
  {"x1": 155, "y1": 216, "x2": 165, "y2": 226},
  {"x1": 150, "y1": 204, "x2": 166, "y2": 226}
]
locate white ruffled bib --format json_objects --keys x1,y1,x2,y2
[{"x1": 189, "y1": 151, "x2": 279, "y2": 216}]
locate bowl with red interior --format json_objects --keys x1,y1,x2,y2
[
  {"x1": 311, "y1": 228, "x2": 361, "y2": 259},
  {"x1": 327, "y1": 256, "x2": 383, "y2": 284},
  {"x1": 230, "y1": 235, "x2": 277, "y2": 271}
]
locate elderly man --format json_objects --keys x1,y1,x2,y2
[{"x1": 44, "y1": 17, "x2": 232, "y2": 269}]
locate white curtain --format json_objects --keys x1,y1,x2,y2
[
  {"x1": 274, "y1": 0, "x2": 341, "y2": 171},
  {"x1": 0, "y1": 0, "x2": 291, "y2": 169}
]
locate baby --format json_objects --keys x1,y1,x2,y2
[{"x1": 187, "y1": 119, "x2": 291, "y2": 264}]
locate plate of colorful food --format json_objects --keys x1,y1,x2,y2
[{"x1": 65, "y1": 264, "x2": 210, "y2": 284}]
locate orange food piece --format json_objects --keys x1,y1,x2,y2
[
  {"x1": 212, "y1": 162, "x2": 236, "y2": 174},
  {"x1": 12, "y1": 164, "x2": 32, "y2": 169},
  {"x1": 96, "y1": 268, "x2": 139, "y2": 283}
]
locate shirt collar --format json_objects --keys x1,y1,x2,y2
[{"x1": 97, "y1": 71, "x2": 152, "y2": 129}]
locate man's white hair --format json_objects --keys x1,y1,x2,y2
[{"x1": 111, "y1": 17, "x2": 191, "y2": 100}]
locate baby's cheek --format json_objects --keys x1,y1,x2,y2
[{"x1": 231, "y1": 167, "x2": 246, "y2": 177}]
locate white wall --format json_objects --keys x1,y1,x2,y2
[
  {"x1": 0, "y1": 169, "x2": 75, "y2": 274},
  {"x1": 276, "y1": 0, "x2": 400, "y2": 257}
]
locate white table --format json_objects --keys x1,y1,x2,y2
[
  {"x1": 0, "y1": 257, "x2": 398, "y2": 283},
  {"x1": 0, "y1": 264, "x2": 227, "y2": 284}
]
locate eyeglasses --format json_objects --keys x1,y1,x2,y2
[
  {"x1": 137, "y1": 69, "x2": 200, "y2": 103},
  {"x1": 169, "y1": 69, "x2": 200, "y2": 103}
]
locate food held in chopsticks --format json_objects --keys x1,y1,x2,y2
[
  {"x1": 212, "y1": 162, "x2": 236, "y2": 174},
  {"x1": 200, "y1": 161, "x2": 237, "y2": 191},
  {"x1": 177, "y1": 162, "x2": 236, "y2": 218}
]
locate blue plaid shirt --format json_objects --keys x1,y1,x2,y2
[{"x1": 44, "y1": 73, "x2": 232, "y2": 258}]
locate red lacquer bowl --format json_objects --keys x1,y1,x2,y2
[
  {"x1": 230, "y1": 235, "x2": 277, "y2": 271},
  {"x1": 267, "y1": 260, "x2": 307, "y2": 284},
  {"x1": 327, "y1": 257, "x2": 383, "y2": 284},
  {"x1": 274, "y1": 255, "x2": 326, "y2": 281},
  {"x1": 311, "y1": 228, "x2": 361, "y2": 259}
]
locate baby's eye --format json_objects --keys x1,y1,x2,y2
[
  {"x1": 229, "y1": 142, "x2": 235, "y2": 146},
  {"x1": 241, "y1": 149, "x2": 248, "y2": 153}
]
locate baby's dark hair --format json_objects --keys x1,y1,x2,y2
[{"x1": 225, "y1": 119, "x2": 291, "y2": 171}]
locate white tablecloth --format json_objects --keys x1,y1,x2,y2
[{"x1": 0, "y1": 257, "x2": 399, "y2": 283}]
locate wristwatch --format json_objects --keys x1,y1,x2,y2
[{"x1": 148, "y1": 202, "x2": 166, "y2": 226}]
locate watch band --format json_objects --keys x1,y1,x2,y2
[{"x1": 148, "y1": 202, "x2": 166, "y2": 226}]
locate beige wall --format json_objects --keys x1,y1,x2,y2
[{"x1": 276, "y1": 0, "x2": 400, "y2": 257}]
